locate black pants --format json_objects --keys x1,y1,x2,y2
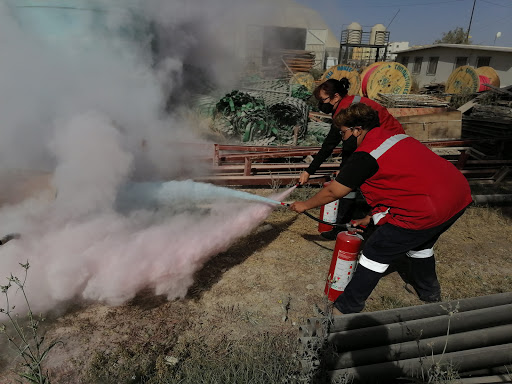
[{"x1": 334, "y1": 208, "x2": 466, "y2": 314}]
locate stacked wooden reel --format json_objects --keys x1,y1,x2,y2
[
  {"x1": 446, "y1": 66, "x2": 500, "y2": 94},
  {"x1": 360, "y1": 62, "x2": 411, "y2": 99},
  {"x1": 321, "y1": 64, "x2": 361, "y2": 96},
  {"x1": 320, "y1": 62, "x2": 412, "y2": 100}
]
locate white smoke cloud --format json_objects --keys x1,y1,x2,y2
[
  {"x1": 51, "y1": 112, "x2": 133, "y2": 218},
  {"x1": 0, "y1": 0, "x2": 220, "y2": 179},
  {"x1": 0, "y1": 0, "x2": 294, "y2": 314}
]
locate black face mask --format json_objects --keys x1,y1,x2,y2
[
  {"x1": 342, "y1": 134, "x2": 357, "y2": 153},
  {"x1": 318, "y1": 101, "x2": 334, "y2": 114}
]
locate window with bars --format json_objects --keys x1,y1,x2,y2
[
  {"x1": 413, "y1": 57, "x2": 423, "y2": 74},
  {"x1": 400, "y1": 56, "x2": 409, "y2": 67},
  {"x1": 427, "y1": 57, "x2": 439, "y2": 75},
  {"x1": 455, "y1": 57, "x2": 468, "y2": 68},
  {"x1": 476, "y1": 56, "x2": 491, "y2": 67}
]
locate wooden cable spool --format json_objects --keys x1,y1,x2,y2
[
  {"x1": 476, "y1": 66, "x2": 500, "y2": 89},
  {"x1": 446, "y1": 65, "x2": 501, "y2": 94},
  {"x1": 359, "y1": 62, "x2": 386, "y2": 96},
  {"x1": 321, "y1": 64, "x2": 361, "y2": 96},
  {"x1": 290, "y1": 72, "x2": 316, "y2": 92},
  {"x1": 361, "y1": 62, "x2": 412, "y2": 100}
]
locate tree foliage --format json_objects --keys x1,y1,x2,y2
[{"x1": 434, "y1": 27, "x2": 471, "y2": 44}]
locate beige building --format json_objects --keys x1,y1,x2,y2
[
  {"x1": 386, "y1": 42, "x2": 410, "y2": 61},
  {"x1": 394, "y1": 44, "x2": 512, "y2": 88}
]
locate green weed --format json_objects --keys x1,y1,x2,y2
[{"x1": 0, "y1": 262, "x2": 62, "y2": 384}]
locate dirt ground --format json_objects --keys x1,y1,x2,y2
[{"x1": 1, "y1": 186, "x2": 512, "y2": 383}]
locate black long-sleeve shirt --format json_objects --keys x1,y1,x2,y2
[{"x1": 305, "y1": 124, "x2": 343, "y2": 175}]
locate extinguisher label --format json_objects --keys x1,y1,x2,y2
[
  {"x1": 331, "y1": 259, "x2": 357, "y2": 291},
  {"x1": 337, "y1": 250, "x2": 355, "y2": 261},
  {"x1": 323, "y1": 201, "x2": 338, "y2": 224}
]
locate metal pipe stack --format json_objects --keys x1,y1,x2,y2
[{"x1": 298, "y1": 292, "x2": 512, "y2": 383}]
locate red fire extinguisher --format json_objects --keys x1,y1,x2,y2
[
  {"x1": 318, "y1": 182, "x2": 338, "y2": 233},
  {"x1": 325, "y1": 228, "x2": 364, "y2": 302}
]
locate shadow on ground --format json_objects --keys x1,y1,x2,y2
[
  {"x1": 301, "y1": 233, "x2": 336, "y2": 251},
  {"x1": 186, "y1": 216, "x2": 298, "y2": 300}
]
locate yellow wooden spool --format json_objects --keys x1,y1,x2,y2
[
  {"x1": 363, "y1": 62, "x2": 412, "y2": 100},
  {"x1": 321, "y1": 64, "x2": 361, "y2": 96},
  {"x1": 475, "y1": 66, "x2": 500, "y2": 88},
  {"x1": 289, "y1": 72, "x2": 316, "y2": 93},
  {"x1": 445, "y1": 66, "x2": 480, "y2": 94}
]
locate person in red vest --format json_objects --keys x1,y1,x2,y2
[
  {"x1": 300, "y1": 78, "x2": 405, "y2": 240},
  {"x1": 291, "y1": 103, "x2": 472, "y2": 314}
]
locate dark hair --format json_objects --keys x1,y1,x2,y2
[
  {"x1": 333, "y1": 103, "x2": 380, "y2": 131},
  {"x1": 313, "y1": 78, "x2": 351, "y2": 100}
]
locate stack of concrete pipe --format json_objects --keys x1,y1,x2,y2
[{"x1": 298, "y1": 292, "x2": 512, "y2": 383}]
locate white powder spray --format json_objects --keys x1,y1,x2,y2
[{"x1": 117, "y1": 180, "x2": 289, "y2": 212}]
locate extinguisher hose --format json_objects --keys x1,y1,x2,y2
[
  {"x1": 302, "y1": 211, "x2": 353, "y2": 228},
  {"x1": 280, "y1": 202, "x2": 364, "y2": 229}
]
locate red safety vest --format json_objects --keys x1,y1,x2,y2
[
  {"x1": 356, "y1": 127, "x2": 473, "y2": 230},
  {"x1": 336, "y1": 95, "x2": 405, "y2": 135}
]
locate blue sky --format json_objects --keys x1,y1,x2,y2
[{"x1": 294, "y1": 0, "x2": 512, "y2": 47}]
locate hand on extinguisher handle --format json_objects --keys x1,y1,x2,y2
[{"x1": 349, "y1": 220, "x2": 367, "y2": 233}]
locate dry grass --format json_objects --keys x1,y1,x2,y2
[{"x1": 1, "y1": 198, "x2": 511, "y2": 384}]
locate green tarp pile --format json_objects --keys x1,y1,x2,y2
[{"x1": 193, "y1": 78, "x2": 333, "y2": 146}]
